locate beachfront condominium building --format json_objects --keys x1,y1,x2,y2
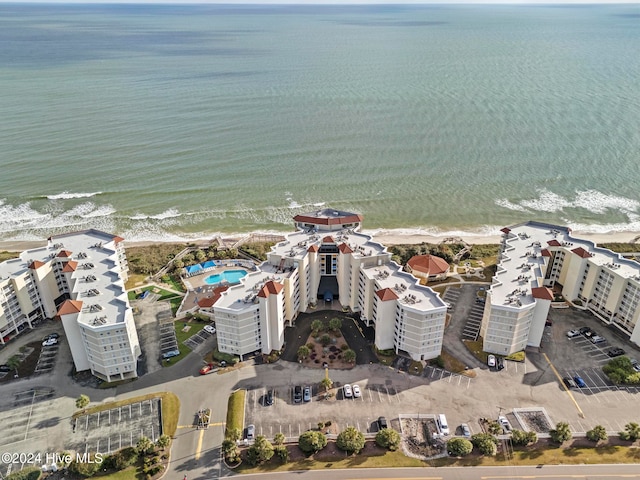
[
  {"x1": 0, "y1": 230, "x2": 141, "y2": 381},
  {"x1": 482, "y1": 221, "x2": 640, "y2": 355},
  {"x1": 213, "y1": 209, "x2": 447, "y2": 361}
]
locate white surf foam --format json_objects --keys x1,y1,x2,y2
[
  {"x1": 46, "y1": 191, "x2": 102, "y2": 200},
  {"x1": 496, "y1": 188, "x2": 640, "y2": 217}
]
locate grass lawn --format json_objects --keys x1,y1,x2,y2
[
  {"x1": 124, "y1": 273, "x2": 148, "y2": 291},
  {"x1": 169, "y1": 297, "x2": 183, "y2": 315},
  {"x1": 73, "y1": 392, "x2": 180, "y2": 437},
  {"x1": 237, "y1": 448, "x2": 423, "y2": 474},
  {"x1": 463, "y1": 338, "x2": 488, "y2": 364},
  {"x1": 225, "y1": 390, "x2": 246, "y2": 438},
  {"x1": 160, "y1": 274, "x2": 186, "y2": 293},
  {"x1": 441, "y1": 349, "x2": 476, "y2": 378}
]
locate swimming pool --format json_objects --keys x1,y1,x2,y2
[{"x1": 204, "y1": 269, "x2": 247, "y2": 285}]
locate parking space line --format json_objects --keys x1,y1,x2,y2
[
  {"x1": 367, "y1": 388, "x2": 373, "y2": 403},
  {"x1": 544, "y1": 354, "x2": 585, "y2": 418}
]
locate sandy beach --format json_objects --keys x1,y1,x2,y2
[{"x1": 1, "y1": 230, "x2": 639, "y2": 254}]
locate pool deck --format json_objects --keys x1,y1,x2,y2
[{"x1": 179, "y1": 262, "x2": 258, "y2": 316}]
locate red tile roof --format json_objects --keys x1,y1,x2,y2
[
  {"x1": 375, "y1": 288, "x2": 399, "y2": 302},
  {"x1": 197, "y1": 286, "x2": 229, "y2": 308},
  {"x1": 531, "y1": 287, "x2": 554, "y2": 301},
  {"x1": 540, "y1": 249, "x2": 551, "y2": 257},
  {"x1": 56, "y1": 250, "x2": 73, "y2": 258},
  {"x1": 28, "y1": 260, "x2": 45, "y2": 270},
  {"x1": 57, "y1": 299, "x2": 83, "y2": 316},
  {"x1": 338, "y1": 243, "x2": 353, "y2": 254},
  {"x1": 257, "y1": 280, "x2": 284, "y2": 298},
  {"x1": 293, "y1": 213, "x2": 363, "y2": 226},
  {"x1": 407, "y1": 254, "x2": 449, "y2": 276},
  {"x1": 547, "y1": 240, "x2": 561, "y2": 247},
  {"x1": 322, "y1": 236, "x2": 335, "y2": 244},
  {"x1": 62, "y1": 260, "x2": 78, "y2": 273},
  {"x1": 307, "y1": 245, "x2": 319, "y2": 253},
  {"x1": 113, "y1": 236, "x2": 125, "y2": 244},
  {"x1": 500, "y1": 227, "x2": 511, "y2": 234},
  {"x1": 571, "y1": 247, "x2": 592, "y2": 259}
]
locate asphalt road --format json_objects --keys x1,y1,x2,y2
[{"x1": 234, "y1": 464, "x2": 640, "y2": 480}]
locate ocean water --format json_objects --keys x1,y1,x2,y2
[{"x1": 1, "y1": 4, "x2": 640, "y2": 243}]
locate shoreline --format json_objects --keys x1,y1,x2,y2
[{"x1": 1, "y1": 230, "x2": 639, "y2": 253}]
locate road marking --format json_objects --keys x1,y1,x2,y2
[
  {"x1": 481, "y1": 476, "x2": 640, "y2": 479},
  {"x1": 543, "y1": 353, "x2": 585, "y2": 418},
  {"x1": 194, "y1": 429, "x2": 205, "y2": 460},
  {"x1": 176, "y1": 422, "x2": 224, "y2": 429}
]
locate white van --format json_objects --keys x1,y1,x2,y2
[{"x1": 437, "y1": 414, "x2": 450, "y2": 436}]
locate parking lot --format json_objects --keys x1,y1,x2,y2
[
  {"x1": 0, "y1": 388, "x2": 59, "y2": 451},
  {"x1": 34, "y1": 340, "x2": 60, "y2": 375},
  {"x1": 69, "y1": 398, "x2": 163, "y2": 454},
  {"x1": 183, "y1": 327, "x2": 214, "y2": 350},
  {"x1": 238, "y1": 301, "x2": 640, "y2": 445}
]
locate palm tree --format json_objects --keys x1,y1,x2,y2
[
  {"x1": 320, "y1": 377, "x2": 333, "y2": 392},
  {"x1": 156, "y1": 434, "x2": 171, "y2": 450},
  {"x1": 7, "y1": 355, "x2": 21, "y2": 378},
  {"x1": 343, "y1": 349, "x2": 356, "y2": 363},
  {"x1": 75, "y1": 395, "x2": 90, "y2": 410},
  {"x1": 297, "y1": 345, "x2": 310, "y2": 361}
]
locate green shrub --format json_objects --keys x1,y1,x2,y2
[
  {"x1": 336, "y1": 426, "x2": 365, "y2": 454},
  {"x1": 447, "y1": 437, "x2": 473, "y2": 456},
  {"x1": 246, "y1": 436, "x2": 275, "y2": 466},
  {"x1": 109, "y1": 446, "x2": 139, "y2": 470},
  {"x1": 375, "y1": 428, "x2": 401, "y2": 451},
  {"x1": 586, "y1": 425, "x2": 608, "y2": 442},
  {"x1": 274, "y1": 445, "x2": 289, "y2": 464},
  {"x1": 69, "y1": 455, "x2": 101, "y2": 477},
  {"x1": 549, "y1": 422, "x2": 572, "y2": 444},
  {"x1": 471, "y1": 433, "x2": 498, "y2": 456},
  {"x1": 298, "y1": 430, "x2": 327, "y2": 454},
  {"x1": 6, "y1": 467, "x2": 41, "y2": 480}
]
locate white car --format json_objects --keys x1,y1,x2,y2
[
  {"x1": 498, "y1": 415, "x2": 512, "y2": 433},
  {"x1": 343, "y1": 384, "x2": 353, "y2": 399},
  {"x1": 566, "y1": 329, "x2": 581, "y2": 338},
  {"x1": 204, "y1": 325, "x2": 216, "y2": 334},
  {"x1": 42, "y1": 338, "x2": 58, "y2": 347},
  {"x1": 352, "y1": 384, "x2": 361, "y2": 398},
  {"x1": 487, "y1": 354, "x2": 496, "y2": 368}
]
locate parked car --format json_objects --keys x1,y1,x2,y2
[
  {"x1": 377, "y1": 416, "x2": 388, "y2": 430},
  {"x1": 264, "y1": 389, "x2": 274, "y2": 406},
  {"x1": 460, "y1": 423, "x2": 471, "y2": 438},
  {"x1": 574, "y1": 376, "x2": 587, "y2": 388},
  {"x1": 199, "y1": 363, "x2": 216, "y2": 375},
  {"x1": 42, "y1": 338, "x2": 58, "y2": 347},
  {"x1": 246, "y1": 424, "x2": 255, "y2": 441},
  {"x1": 496, "y1": 356, "x2": 505, "y2": 371},
  {"x1": 343, "y1": 384, "x2": 353, "y2": 399},
  {"x1": 162, "y1": 349, "x2": 180, "y2": 359},
  {"x1": 487, "y1": 355, "x2": 496, "y2": 368},
  {"x1": 498, "y1": 415, "x2": 512, "y2": 433},
  {"x1": 563, "y1": 377, "x2": 577, "y2": 389},
  {"x1": 579, "y1": 326, "x2": 593, "y2": 336},
  {"x1": 590, "y1": 335, "x2": 606, "y2": 344},
  {"x1": 204, "y1": 325, "x2": 216, "y2": 334},
  {"x1": 631, "y1": 359, "x2": 640, "y2": 372},
  {"x1": 294, "y1": 385, "x2": 302, "y2": 403},
  {"x1": 566, "y1": 329, "x2": 581, "y2": 338},
  {"x1": 352, "y1": 384, "x2": 361, "y2": 398},
  {"x1": 584, "y1": 329, "x2": 596, "y2": 339},
  {"x1": 47, "y1": 332, "x2": 60, "y2": 339},
  {"x1": 303, "y1": 386, "x2": 311, "y2": 402},
  {"x1": 607, "y1": 347, "x2": 625, "y2": 357},
  {"x1": 0, "y1": 364, "x2": 10, "y2": 373}
]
